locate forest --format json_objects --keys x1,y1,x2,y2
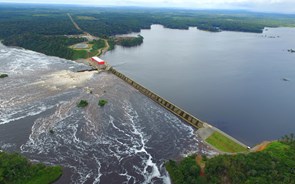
[
  {"x1": 3, "y1": 34, "x2": 86, "y2": 60},
  {"x1": 115, "y1": 35, "x2": 144, "y2": 47},
  {"x1": 165, "y1": 134, "x2": 295, "y2": 184},
  {"x1": 1, "y1": 4, "x2": 295, "y2": 60}
]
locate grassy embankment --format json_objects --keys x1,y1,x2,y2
[
  {"x1": 0, "y1": 152, "x2": 62, "y2": 184},
  {"x1": 206, "y1": 131, "x2": 247, "y2": 153},
  {"x1": 71, "y1": 39, "x2": 106, "y2": 60},
  {"x1": 166, "y1": 136, "x2": 295, "y2": 184}
]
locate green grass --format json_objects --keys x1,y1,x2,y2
[
  {"x1": 77, "y1": 16, "x2": 97, "y2": 20},
  {"x1": 70, "y1": 40, "x2": 106, "y2": 60},
  {"x1": 264, "y1": 141, "x2": 291, "y2": 160},
  {"x1": 77, "y1": 100, "x2": 88, "y2": 108},
  {"x1": 25, "y1": 166, "x2": 62, "y2": 184},
  {"x1": 89, "y1": 39, "x2": 105, "y2": 52},
  {"x1": 72, "y1": 50, "x2": 88, "y2": 60},
  {"x1": 206, "y1": 131, "x2": 247, "y2": 153}
]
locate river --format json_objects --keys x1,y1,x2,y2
[
  {"x1": 0, "y1": 43, "x2": 216, "y2": 183},
  {"x1": 103, "y1": 25, "x2": 295, "y2": 146}
]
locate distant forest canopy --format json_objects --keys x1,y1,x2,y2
[{"x1": 1, "y1": 4, "x2": 295, "y2": 59}]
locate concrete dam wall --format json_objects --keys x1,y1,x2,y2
[{"x1": 109, "y1": 67, "x2": 205, "y2": 129}]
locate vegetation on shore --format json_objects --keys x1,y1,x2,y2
[
  {"x1": 166, "y1": 155, "x2": 205, "y2": 184},
  {"x1": 0, "y1": 73, "x2": 8, "y2": 78},
  {"x1": 77, "y1": 100, "x2": 88, "y2": 108},
  {"x1": 206, "y1": 131, "x2": 247, "y2": 153},
  {"x1": 2, "y1": 34, "x2": 86, "y2": 60},
  {"x1": 107, "y1": 38, "x2": 116, "y2": 51},
  {"x1": 166, "y1": 134, "x2": 295, "y2": 184},
  {"x1": 0, "y1": 151, "x2": 62, "y2": 184},
  {"x1": 115, "y1": 35, "x2": 144, "y2": 47}
]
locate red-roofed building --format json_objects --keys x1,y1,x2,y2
[{"x1": 91, "y1": 56, "x2": 105, "y2": 65}]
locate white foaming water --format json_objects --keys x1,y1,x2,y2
[
  {"x1": 1, "y1": 43, "x2": 216, "y2": 183},
  {"x1": 4, "y1": 49, "x2": 51, "y2": 75},
  {"x1": 21, "y1": 99, "x2": 111, "y2": 183},
  {"x1": 93, "y1": 157, "x2": 102, "y2": 184},
  {"x1": 0, "y1": 104, "x2": 52, "y2": 125},
  {"x1": 122, "y1": 100, "x2": 169, "y2": 184}
]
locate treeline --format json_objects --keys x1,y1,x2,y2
[
  {"x1": 0, "y1": 10, "x2": 81, "y2": 38},
  {"x1": 0, "y1": 151, "x2": 62, "y2": 184},
  {"x1": 166, "y1": 155, "x2": 205, "y2": 184},
  {"x1": 1, "y1": 5, "x2": 295, "y2": 60},
  {"x1": 3, "y1": 34, "x2": 86, "y2": 59},
  {"x1": 74, "y1": 12, "x2": 152, "y2": 37},
  {"x1": 166, "y1": 134, "x2": 295, "y2": 184},
  {"x1": 72, "y1": 9, "x2": 295, "y2": 36},
  {"x1": 115, "y1": 35, "x2": 144, "y2": 47}
]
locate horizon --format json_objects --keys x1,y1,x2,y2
[{"x1": 0, "y1": 0, "x2": 295, "y2": 14}]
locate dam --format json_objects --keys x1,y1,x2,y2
[
  {"x1": 85, "y1": 58, "x2": 248, "y2": 152},
  {"x1": 100, "y1": 64, "x2": 249, "y2": 152},
  {"x1": 109, "y1": 67, "x2": 204, "y2": 129}
]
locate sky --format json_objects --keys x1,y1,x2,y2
[{"x1": 1, "y1": 0, "x2": 295, "y2": 14}]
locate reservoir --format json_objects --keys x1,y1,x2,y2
[{"x1": 103, "y1": 25, "x2": 295, "y2": 146}]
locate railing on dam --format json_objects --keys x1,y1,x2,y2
[{"x1": 109, "y1": 67, "x2": 205, "y2": 129}]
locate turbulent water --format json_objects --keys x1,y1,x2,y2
[{"x1": 0, "y1": 43, "x2": 216, "y2": 183}]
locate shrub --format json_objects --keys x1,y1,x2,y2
[
  {"x1": 77, "y1": 100, "x2": 88, "y2": 108},
  {"x1": 98, "y1": 99, "x2": 108, "y2": 107},
  {"x1": 0, "y1": 73, "x2": 8, "y2": 78}
]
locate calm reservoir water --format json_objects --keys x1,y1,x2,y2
[{"x1": 103, "y1": 25, "x2": 295, "y2": 146}]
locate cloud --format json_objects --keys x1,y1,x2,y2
[{"x1": 1, "y1": 0, "x2": 295, "y2": 13}]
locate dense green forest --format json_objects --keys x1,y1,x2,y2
[
  {"x1": 1, "y1": 4, "x2": 295, "y2": 60},
  {"x1": 3, "y1": 34, "x2": 86, "y2": 59},
  {"x1": 0, "y1": 151, "x2": 62, "y2": 184},
  {"x1": 166, "y1": 134, "x2": 295, "y2": 184},
  {"x1": 115, "y1": 35, "x2": 144, "y2": 47}
]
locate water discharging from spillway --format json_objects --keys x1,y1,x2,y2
[{"x1": 0, "y1": 44, "x2": 216, "y2": 183}]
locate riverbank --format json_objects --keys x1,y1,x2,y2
[{"x1": 0, "y1": 151, "x2": 62, "y2": 184}]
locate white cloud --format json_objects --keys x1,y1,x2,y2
[{"x1": 1, "y1": 0, "x2": 295, "y2": 13}]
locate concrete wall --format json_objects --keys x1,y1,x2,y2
[{"x1": 109, "y1": 67, "x2": 204, "y2": 129}]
